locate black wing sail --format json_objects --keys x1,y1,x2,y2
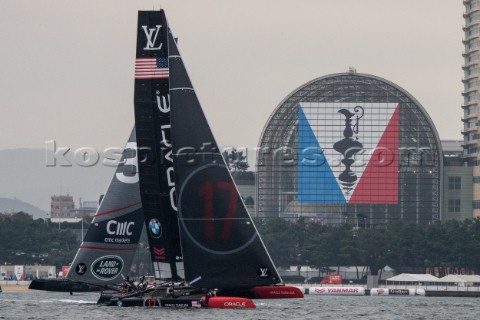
[
  {"x1": 134, "y1": 10, "x2": 183, "y2": 281},
  {"x1": 168, "y1": 30, "x2": 282, "y2": 289},
  {"x1": 66, "y1": 129, "x2": 144, "y2": 285}
]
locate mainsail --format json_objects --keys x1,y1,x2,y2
[
  {"x1": 168, "y1": 29, "x2": 282, "y2": 289},
  {"x1": 133, "y1": 11, "x2": 183, "y2": 281},
  {"x1": 66, "y1": 129, "x2": 144, "y2": 285}
]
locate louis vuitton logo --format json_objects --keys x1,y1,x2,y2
[
  {"x1": 142, "y1": 25, "x2": 163, "y2": 50},
  {"x1": 75, "y1": 263, "x2": 86, "y2": 275},
  {"x1": 258, "y1": 267, "x2": 270, "y2": 278}
]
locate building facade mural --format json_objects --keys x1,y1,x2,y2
[{"x1": 257, "y1": 73, "x2": 442, "y2": 226}]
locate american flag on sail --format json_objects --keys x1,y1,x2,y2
[
  {"x1": 191, "y1": 300, "x2": 202, "y2": 308},
  {"x1": 135, "y1": 57, "x2": 169, "y2": 79}
]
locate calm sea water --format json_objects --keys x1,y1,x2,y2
[{"x1": 1, "y1": 290, "x2": 479, "y2": 320}]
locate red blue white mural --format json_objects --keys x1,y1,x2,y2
[{"x1": 298, "y1": 102, "x2": 399, "y2": 204}]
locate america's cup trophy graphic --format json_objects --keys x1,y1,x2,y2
[{"x1": 333, "y1": 106, "x2": 364, "y2": 198}]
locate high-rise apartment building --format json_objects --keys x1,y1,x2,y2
[{"x1": 463, "y1": 0, "x2": 480, "y2": 217}]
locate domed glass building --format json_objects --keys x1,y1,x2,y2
[{"x1": 256, "y1": 72, "x2": 442, "y2": 226}]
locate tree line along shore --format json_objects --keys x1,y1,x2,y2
[{"x1": 1, "y1": 212, "x2": 480, "y2": 280}]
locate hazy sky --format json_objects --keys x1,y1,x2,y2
[{"x1": 0, "y1": 0, "x2": 465, "y2": 154}]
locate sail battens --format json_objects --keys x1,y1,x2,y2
[
  {"x1": 79, "y1": 246, "x2": 137, "y2": 251},
  {"x1": 173, "y1": 152, "x2": 220, "y2": 155},
  {"x1": 170, "y1": 87, "x2": 194, "y2": 91},
  {"x1": 94, "y1": 201, "x2": 142, "y2": 218},
  {"x1": 189, "y1": 276, "x2": 202, "y2": 285},
  {"x1": 180, "y1": 218, "x2": 252, "y2": 221},
  {"x1": 135, "y1": 75, "x2": 169, "y2": 79}
]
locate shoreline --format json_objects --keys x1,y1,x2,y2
[{"x1": 1, "y1": 285, "x2": 31, "y2": 292}]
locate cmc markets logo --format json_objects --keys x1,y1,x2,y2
[
  {"x1": 106, "y1": 220, "x2": 135, "y2": 236},
  {"x1": 91, "y1": 255, "x2": 124, "y2": 281},
  {"x1": 149, "y1": 219, "x2": 162, "y2": 238}
]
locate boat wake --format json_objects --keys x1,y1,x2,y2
[{"x1": 58, "y1": 299, "x2": 97, "y2": 305}]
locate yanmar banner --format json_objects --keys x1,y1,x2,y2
[{"x1": 309, "y1": 286, "x2": 365, "y2": 296}]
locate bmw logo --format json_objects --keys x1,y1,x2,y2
[{"x1": 149, "y1": 219, "x2": 162, "y2": 238}]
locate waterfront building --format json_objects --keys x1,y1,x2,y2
[
  {"x1": 233, "y1": 172, "x2": 256, "y2": 214},
  {"x1": 463, "y1": 0, "x2": 480, "y2": 218},
  {"x1": 70, "y1": 199, "x2": 98, "y2": 218},
  {"x1": 256, "y1": 72, "x2": 442, "y2": 226},
  {"x1": 50, "y1": 195, "x2": 74, "y2": 218},
  {"x1": 0, "y1": 265, "x2": 56, "y2": 280},
  {"x1": 50, "y1": 195, "x2": 97, "y2": 221},
  {"x1": 442, "y1": 140, "x2": 473, "y2": 221}
]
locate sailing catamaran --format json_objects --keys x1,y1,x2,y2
[{"x1": 30, "y1": 10, "x2": 303, "y2": 308}]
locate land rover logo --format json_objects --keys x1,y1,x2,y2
[
  {"x1": 149, "y1": 219, "x2": 162, "y2": 238},
  {"x1": 91, "y1": 255, "x2": 124, "y2": 281}
]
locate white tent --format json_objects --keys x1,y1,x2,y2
[
  {"x1": 440, "y1": 275, "x2": 480, "y2": 286},
  {"x1": 386, "y1": 273, "x2": 439, "y2": 286},
  {"x1": 455, "y1": 275, "x2": 480, "y2": 283}
]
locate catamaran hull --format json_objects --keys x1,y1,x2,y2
[
  {"x1": 249, "y1": 286, "x2": 304, "y2": 299},
  {"x1": 110, "y1": 296, "x2": 255, "y2": 309},
  {"x1": 98, "y1": 284, "x2": 257, "y2": 308},
  {"x1": 29, "y1": 279, "x2": 113, "y2": 293},
  {"x1": 216, "y1": 285, "x2": 304, "y2": 299},
  {"x1": 99, "y1": 284, "x2": 303, "y2": 306},
  {"x1": 113, "y1": 297, "x2": 201, "y2": 308},
  {"x1": 203, "y1": 296, "x2": 256, "y2": 309}
]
